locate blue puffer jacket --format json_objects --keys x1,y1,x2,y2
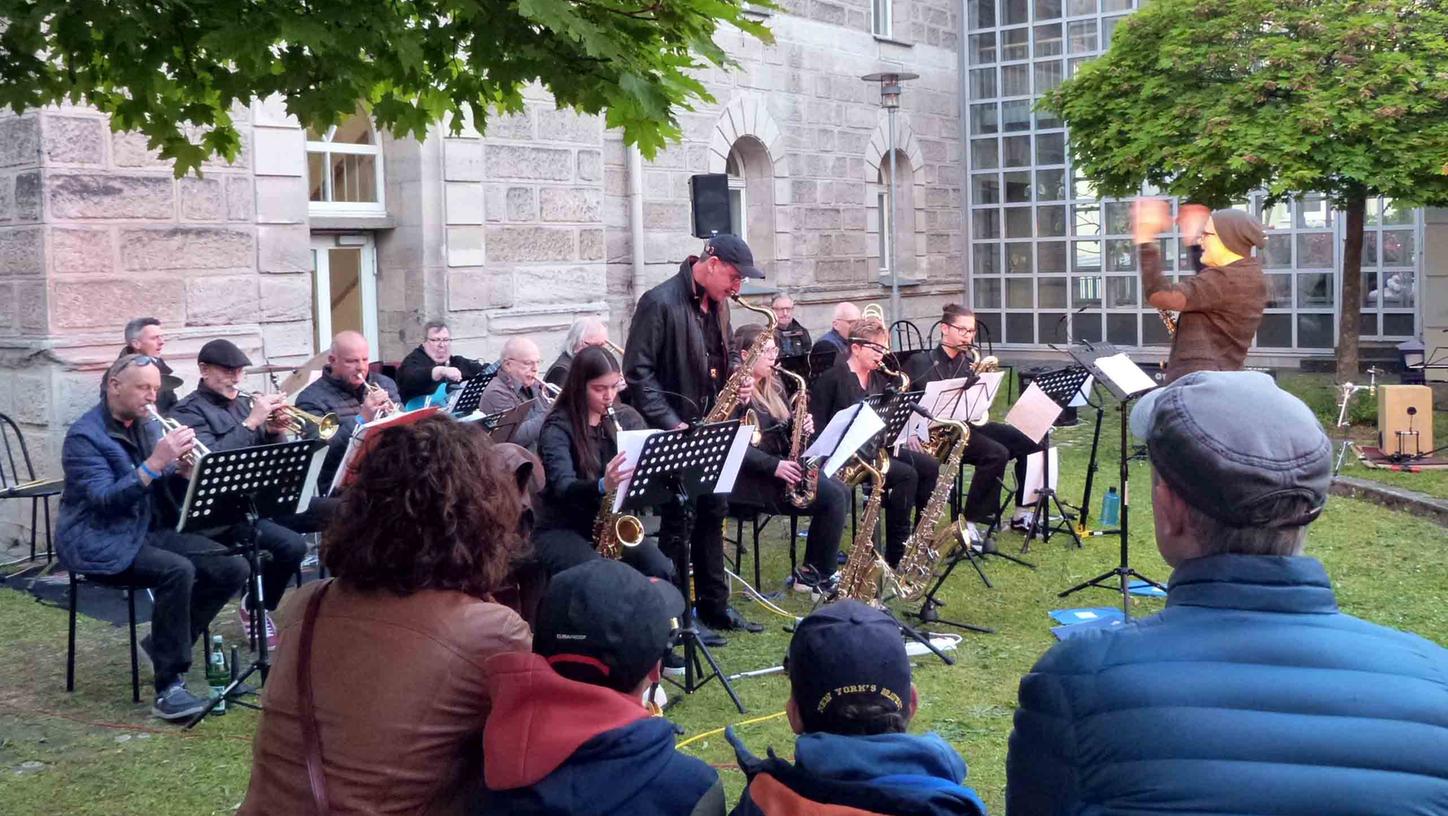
[
  {"x1": 1006, "y1": 554, "x2": 1448, "y2": 816},
  {"x1": 56, "y1": 402, "x2": 169, "y2": 575}
]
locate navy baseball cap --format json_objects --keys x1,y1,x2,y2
[
  {"x1": 704, "y1": 234, "x2": 765, "y2": 278},
  {"x1": 786, "y1": 601, "x2": 912, "y2": 733},
  {"x1": 534, "y1": 560, "x2": 685, "y2": 693}
]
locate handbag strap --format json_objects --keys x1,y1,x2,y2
[{"x1": 298, "y1": 578, "x2": 335, "y2": 816}]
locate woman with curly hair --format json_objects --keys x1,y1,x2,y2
[{"x1": 241, "y1": 415, "x2": 531, "y2": 816}]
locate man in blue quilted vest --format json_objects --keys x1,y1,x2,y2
[{"x1": 1006, "y1": 370, "x2": 1448, "y2": 815}]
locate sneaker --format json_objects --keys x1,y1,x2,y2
[
  {"x1": 791, "y1": 565, "x2": 824, "y2": 594},
  {"x1": 238, "y1": 605, "x2": 279, "y2": 651},
  {"x1": 662, "y1": 649, "x2": 686, "y2": 677},
  {"x1": 1009, "y1": 515, "x2": 1034, "y2": 534},
  {"x1": 152, "y1": 681, "x2": 208, "y2": 721}
]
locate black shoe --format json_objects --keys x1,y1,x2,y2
[
  {"x1": 151, "y1": 682, "x2": 208, "y2": 721},
  {"x1": 700, "y1": 606, "x2": 764, "y2": 634},
  {"x1": 692, "y1": 620, "x2": 727, "y2": 647},
  {"x1": 662, "y1": 649, "x2": 686, "y2": 677}
]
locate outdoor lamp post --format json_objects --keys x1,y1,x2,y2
[{"x1": 862, "y1": 70, "x2": 919, "y2": 330}]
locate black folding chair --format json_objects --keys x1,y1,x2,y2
[{"x1": 0, "y1": 412, "x2": 63, "y2": 565}]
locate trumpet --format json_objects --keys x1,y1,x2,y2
[
  {"x1": 539, "y1": 381, "x2": 561, "y2": 407},
  {"x1": 238, "y1": 389, "x2": 340, "y2": 440},
  {"x1": 603, "y1": 340, "x2": 625, "y2": 358},
  {"x1": 146, "y1": 405, "x2": 210, "y2": 466},
  {"x1": 363, "y1": 380, "x2": 397, "y2": 418}
]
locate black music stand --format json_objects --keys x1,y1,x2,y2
[
  {"x1": 1019, "y1": 366, "x2": 1090, "y2": 551},
  {"x1": 448, "y1": 370, "x2": 499, "y2": 417},
  {"x1": 1057, "y1": 344, "x2": 1163, "y2": 617},
  {"x1": 621, "y1": 420, "x2": 747, "y2": 714},
  {"x1": 477, "y1": 400, "x2": 536, "y2": 443},
  {"x1": 180, "y1": 439, "x2": 322, "y2": 727}
]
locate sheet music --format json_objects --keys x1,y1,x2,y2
[
  {"x1": 1004, "y1": 383, "x2": 1063, "y2": 444},
  {"x1": 329, "y1": 407, "x2": 442, "y2": 493},
  {"x1": 962, "y1": 371, "x2": 1006, "y2": 423},
  {"x1": 1093, "y1": 353, "x2": 1156, "y2": 396},
  {"x1": 613, "y1": 428, "x2": 662, "y2": 511},
  {"x1": 1068, "y1": 375, "x2": 1094, "y2": 407},
  {"x1": 803, "y1": 404, "x2": 859, "y2": 462},
  {"x1": 805, "y1": 404, "x2": 886, "y2": 477},
  {"x1": 899, "y1": 378, "x2": 970, "y2": 444},
  {"x1": 713, "y1": 424, "x2": 756, "y2": 495},
  {"x1": 1022, "y1": 447, "x2": 1060, "y2": 504},
  {"x1": 298, "y1": 444, "x2": 328, "y2": 507}
]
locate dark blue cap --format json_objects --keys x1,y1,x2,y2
[
  {"x1": 787, "y1": 601, "x2": 911, "y2": 732},
  {"x1": 704, "y1": 234, "x2": 765, "y2": 278}
]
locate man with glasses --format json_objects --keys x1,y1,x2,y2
[
  {"x1": 909, "y1": 304, "x2": 1044, "y2": 540},
  {"x1": 57, "y1": 353, "x2": 249, "y2": 720},
  {"x1": 771, "y1": 293, "x2": 812, "y2": 359},
  {"x1": 809, "y1": 302, "x2": 862, "y2": 371},
  {"x1": 478, "y1": 336, "x2": 548, "y2": 448},
  {"x1": 809, "y1": 317, "x2": 940, "y2": 569},
  {"x1": 1134, "y1": 199, "x2": 1268, "y2": 383},
  {"x1": 396, "y1": 320, "x2": 488, "y2": 408},
  {"x1": 622, "y1": 234, "x2": 768, "y2": 642}
]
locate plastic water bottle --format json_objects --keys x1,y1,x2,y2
[
  {"x1": 206, "y1": 635, "x2": 228, "y2": 715},
  {"x1": 1101, "y1": 487, "x2": 1120, "y2": 528}
]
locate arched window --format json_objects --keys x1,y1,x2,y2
[
  {"x1": 877, "y1": 150, "x2": 916, "y2": 278},
  {"x1": 725, "y1": 138, "x2": 776, "y2": 266},
  {"x1": 307, "y1": 110, "x2": 386, "y2": 215}
]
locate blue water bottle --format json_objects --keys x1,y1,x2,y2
[{"x1": 1101, "y1": 487, "x2": 1120, "y2": 528}]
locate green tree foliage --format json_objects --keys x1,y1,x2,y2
[
  {"x1": 0, "y1": 0, "x2": 772, "y2": 175},
  {"x1": 1044, "y1": 0, "x2": 1448, "y2": 379}
]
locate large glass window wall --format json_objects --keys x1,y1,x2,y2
[{"x1": 964, "y1": 0, "x2": 1420, "y2": 351}]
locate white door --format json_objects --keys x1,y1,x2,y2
[{"x1": 310, "y1": 234, "x2": 379, "y2": 356}]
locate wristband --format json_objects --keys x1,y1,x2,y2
[
  {"x1": 598, "y1": 477, "x2": 607, "y2": 495},
  {"x1": 139, "y1": 463, "x2": 162, "y2": 480}
]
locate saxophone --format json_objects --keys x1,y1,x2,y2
[
  {"x1": 893, "y1": 417, "x2": 971, "y2": 601},
  {"x1": 920, "y1": 345, "x2": 1000, "y2": 457},
  {"x1": 704, "y1": 295, "x2": 777, "y2": 427},
  {"x1": 775, "y1": 366, "x2": 819, "y2": 509},
  {"x1": 834, "y1": 451, "x2": 891, "y2": 604},
  {"x1": 839, "y1": 359, "x2": 910, "y2": 488},
  {"x1": 593, "y1": 407, "x2": 644, "y2": 559}
]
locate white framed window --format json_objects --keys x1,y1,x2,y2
[
  {"x1": 726, "y1": 152, "x2": 747, "y2": 240},
  {"x1": 307, "y1": 111, "x2": 386, "y2": 216},
  {"x1": 877, "y1": 190, "x2": 892, "y2": 275},
  {"x1": 310, "y1": 234, "x2": 380, "y2": 355},
  {"x1": 872, "y1": 0, "x2": 893, "y2": 37}
]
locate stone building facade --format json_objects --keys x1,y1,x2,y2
[{"x1": 0, "y1": 2, "x2": 969, "y2": 545}]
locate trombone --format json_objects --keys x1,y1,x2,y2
[
  {"x1": 603, "y1": 340, "x2": 625, "y2": 358},
  {"x1": 238, "y1": 389, "x2": 340, "y2": 440}
]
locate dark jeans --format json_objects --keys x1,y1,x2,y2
[
  {"x1": 742, "y1": 475, "x2": 849, "y2": 578},
  {"x1": 972, "y1": 421, "x2": 1046, "y2": 508},
  {"x1": 91, "y1": 530, "x2": 248, "y2": 691},
  {"x1": 882, "y1": 449, "x2": 939, "y2": 567},
  {"x1": 659, "y1": 493, "x2": 729, "y2": 621},
  {"x1": 213, "y1": 519, "x2": 307, "y2": 612},
  {"x1": 530, "y1": 527, "x2": 676, "y2": 582},
  {"x1": 961, "y1": 421, "x2": 1045, "y2": 521}
]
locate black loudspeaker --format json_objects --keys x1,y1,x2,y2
[{"x1": 689, "y1": 173, "x2": 732, "y2": 238}]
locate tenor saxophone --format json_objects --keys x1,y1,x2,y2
[
  {"x1": 839, "y1": 359, "x2": 910, "y2": 487},
  {"x1": 834, "y1": 451, "x2": 891, "y2": 605},
  {"x1": 704, "y1": 295, "x2": 778, "y2": 426},
  {"x1": 893, "y1": 417, "x2": 971, "y2": 601},
  {"x1": 775, "y1": 366, "x2": 819, "y2": 509},
  {"x1": 593, "y1": 406, "x2": 644, "y2": 559}
]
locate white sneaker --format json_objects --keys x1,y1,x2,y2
[{"x1": 642, "y1": 683, "x2": 668, "y2": 714}]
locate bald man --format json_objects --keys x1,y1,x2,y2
[
  {"x1": 295, "y1": 331, "x2": 402, "y2": 489},
  {"x1": 478, "y1": 336, "x2": 548, "y2": 448},
  {"x1": 809, "y1": 302, "x2": 861, "y2": 372}
]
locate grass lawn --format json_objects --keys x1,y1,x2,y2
[{"x1": 3, "y1": 386, "x2": 1445, "y2": 815}]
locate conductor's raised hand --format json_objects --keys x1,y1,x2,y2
[
  {"x1": 1177, "y1": 203, "x2": 1211, "y2": 246},
  {"x1": 604, "y1": 451, "x2": 634, "y2": 492},
  {"x1": 1132, "y1": 198, "x2": 1172, "y2": 245}
]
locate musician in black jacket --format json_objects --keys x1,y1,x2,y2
[
  {"x1": 395, "y1": 321, "x2": 487, "y2": 408},
  {"x1": 808, "y1": 317, "x2": 939, "y2": 568},
  {"x1": 110, "y1": 317, "x2": 183, "y2": 413},
  {"x1": 907, "y1": 304, "x2": 1043, "y2": 536},
  {"x1": 730, "y1": 325, "x2": 848, "y2": 597},
  {"x1": 622, "y1": 234, "x2": 765, "y2": 641},
  {"x1": 533, "y1": 347, "x2": 674, "y2": 581}
]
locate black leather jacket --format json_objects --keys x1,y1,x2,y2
[
  {"x1": 168, "y1": 383, "x2": 281, "y2": 452},
  {"x1": 623, "y1": 260, "x2": 732, "y2": 429}
]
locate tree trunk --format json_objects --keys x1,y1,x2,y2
[{"x1": 1336, "y1": 195, "x2": 1366, "y2": 382}]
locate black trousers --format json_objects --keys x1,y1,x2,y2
[
  {"x1": 90, "y1": 530, "x2": 248, "y2": 691},
  {"x1": 210, "y1": 519, "x2": 307, "y2": 612},
  {"x1": 659, "y1": 494, "x2": 729, "y2": 621},
  {"x1": 736, "y1": 475, "x2": 849, "y2": 578},
  {"x1": 961, "y1": 421, "x2": 1046, "y2": 521},
  {"x1": 881, "y1": 449, "x2": 940, "y2": 567},
  {"x1": 530, "y1": 527, "x2": 676, "y2": 582}
]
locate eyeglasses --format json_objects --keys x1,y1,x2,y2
[
  {"x1": 853, "y1": 340, "x2": 890, "y2": 354},
  {"x1": 945, "y1": 323, "x2": 975, "y2": 332},
  {"x1": 426, "y1": 336, "x2": 452, "y2": 344},
  {"x1": 507, "y1": 358, "x2": 541, "y2": 370}
]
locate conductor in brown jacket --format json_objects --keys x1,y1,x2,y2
[{"x1": 1134, "y1": 199, "x2": 1268, "y2": 383}]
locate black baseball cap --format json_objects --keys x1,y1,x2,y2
[
  {"x1": 196, "y1": 339, "x2": 253, "y2": 369},
  {"x1": 704, "y1": 234, "x2": 765, "y2": 279},
  {"x1": 787, "y1": 601, "x2": 912, "y2": 733},
  {"x1": 534, "y1": 560, "x2": 685, "y2": 693}
]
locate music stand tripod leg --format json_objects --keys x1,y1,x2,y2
[{"x1": 187, "y1": 501, "x2": 271, "y2": 727}]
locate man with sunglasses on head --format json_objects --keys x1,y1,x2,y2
[
  {"x1": 396, "y1": 320, "x2": 488, "y2": 409},
  {"x1": 1133, "y1": 199, "x2": 1268, "y2": 383},
  {"x1": 57, "y1": 354, "x2": 249, "y2": 721},
  {"x1": 908, "y1": 303, "x2": 1045, "y2": 540},
  {"x1": 622, "y1": 234, "x2": 768, "y2": 643}
]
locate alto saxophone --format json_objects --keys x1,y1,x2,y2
[
  {"x1": 839, "y1": 359, "x2": 910, "y2": 488},
  {"x1": 834, "y1": 451, "x2": 892, "y2": 604},
  {"x1": 774, "y1": 366, "x2": 819, "y2": 509},
  {"x1": 920, "y1": 345, "x2": 999, "y2": 458},
  {"x1": 893, "y1": 417, "x2": 971, "y2": 601},
  {"x1": 593, "y1": 407, "x2": 644, "y2": 559},
  {"x1": 704, "y1": 295, "x2": 778, "y2": 429}
]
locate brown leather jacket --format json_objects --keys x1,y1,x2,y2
[
  {"x1": 1141, "y1": 243, "x2": 1267, "y2": 383},
  {"x1": 240, "y1": 580, "x2": 531, "y2": 816}
]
